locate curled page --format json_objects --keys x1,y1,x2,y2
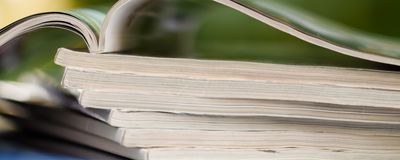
[
  {"x1": 0, "y1": 9, "x2": 105, "y2": 52},
  {"x1": 214, "y1": 0, "x2": 400, "y2": 66}
]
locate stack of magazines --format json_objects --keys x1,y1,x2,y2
[{"x1": 1, "y1": 0, "x2": 400, "y2": 159}]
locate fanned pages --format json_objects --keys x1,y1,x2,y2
[
  {"x1": 0, "y1": 9, "x2": 104, "y2": 52},
  {"x1": 2, "y1": 0, "x2": 400, "y2": 65}
]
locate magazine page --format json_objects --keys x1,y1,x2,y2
[{"x1": 215, "y1": 0, "x2": 400, "y2": 65}]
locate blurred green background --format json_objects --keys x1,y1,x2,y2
[{"x1": 1, "y1": 0, "x2": 400, "y2": 83}]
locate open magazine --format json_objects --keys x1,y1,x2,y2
[
  {"x1": 2, "y1": 0, "x2": 400, "y2": 65},
  {"x1": 1, "y1": 0, "x2": 400, "y2": 160}
]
